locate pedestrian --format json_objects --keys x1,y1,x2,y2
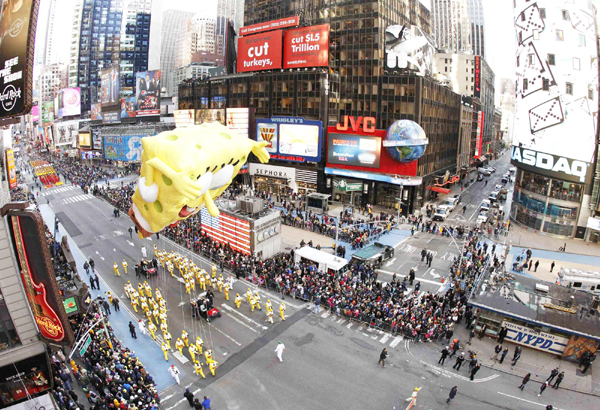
[
  {"x1": 519, "y1": 373, "x2": 531, "y2": 390},
  {"x1": 449, "y1": 340, "x2": 460, "y2": 357},
  {"x1": 534, "y1": 260, "x2": 539, "y2": 272},
  {"x1": 498, "y1": 326, "x2": 508, "y2": 344},
  {"x1": 538, "y1": 381, "x2": 549, "y2": 396},
  {"x1": 421, "y1": 248, "x2": 427, "y2": 262},
  {"x1": 193, "y1": 399, "x2": 202, "y2": 410},
  {"x1": 138, "y1": 319, "x2": 147, "y2": 336},
  {"x1": 446, "y1": 386, "x2": 458, "y2": 404},
  {"x1": 275, "y1": 341, "x2": 285, "y2": 362},
  {"x1": 511, "y1": 350, "x2": 521, "y2": 369},
  {"x1": 183, "y1": 389, "x2": 194, "y2": 407},
  {"x1": 102, "y1": 299, "x2": 111, "y2": 315},
  {"x1": 128, "y1": 227, "x2": 133, "y2": 238},
  {"x1": 378, "y1": 348, "x2": 389, "y2": 368},
  {"x1": 553, "y1": 371, "x2": 564, "y2": 389},
  {"x1": 528, "y1": 260, "x2": 532, "y2": 271},
  {"x1": 478, "y1": 324, "x2": 487, "y2": 339},
  {"x1": 468, "y1": 328, "x2": 475, "y2": 345},
  {"x1": 513, "y1": 345, "x2": 522, "y2": 361},
  {"x1": 546, "y1": 368, "x2": 558, "y2": 383},
  {"x1": 201, "y1": 396, "x2": 211, "y2": 410},
  {"x1": 492, "y1": 344, "x2": 502, "y2": 361},
  {"x1": 470, "y1": 363, "x2": 481, "y2": 380},
  {"x1": 141, "y1": 245, "x2": 147, "y2": 259},
  {"x1": 499, "y1": 347, "x2": 509, "y2": 364},
  {"x1": 89, "y1": 275, "x2": 96, "y2": 290},
  {"x1": 83, "y1": 261, "x2": 90, "y2": 275},
  {"x1": 89, "y1": 258, "x2": 95, "y2": 272},
  {"x1": 112, "y1": 297, "x2": 120, "y2": 312},
  {"x1": 128, "y1": 321, "x2": 137, "y2": 339},
  {"x1": 169, "y1": 364, "x2": 181, "y2": 385},
  {"x1": 452, "y1": 353, "x2": 465, "y2": 370},
  {"x1": 582, "y1": 353, "x2": 595, "y2": 373},
  {"x1": 314, "y1": 294, "x2": 321, "y2": 314},
  {"x1": 439, "y1": 346, "x2": 450, "y2": 365},
  {"x1": 550, "y1": 261, "x2": 555, "y2": 272}
]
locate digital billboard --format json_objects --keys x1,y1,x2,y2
[
  {"x1": 31, "y1": 105, "x2": 39, "y2": 122},
  {"x1": 174, "y1": 109, "x2": 195, "y2": 128},
  {"x1": 226, "y1": 108, "x2": 249, "y2": 138},
  {"x1": 58, "y1": 87, "x2": 81, "y2": 117},
  {"x1": 256, "y1": 117, "x2": 322, "y2": 163},
  {"x1": 474, "y1": 56, "x2": 481, "y2": 99},
  {"x1": 240, "y1": 16, "x2": 299, "y2": 36},
  {"x1": 54, "y1": 120, "x2": 79, "y2": 146},
  {"x1": 100, "y1": 66, "x2": 120, "y2": 107},
  {"x1": 120, "y1": 97, "x2": 137, "y2": 118},
  {"x1": 0, "y1": 0, "x2": 40, "y2": 119},
  {"x1": 512, "y1": 0, "x2": 598, "y2": 165},
  {"x1": 104, "y1": 135, "x2": 143, "y2": 162},
  {"x1": 237, "y1": 30, "x2": 283, "y2": 73},
  {"x1": 195, "y1": 109, "x2": 225, "y2": 125},
  {"x1": 78, "y1": 132, "x2": 91, "y2": 149},
  {"x1": 475, "y1": 111, "x2": 484, "y2": 158},
  {"x1": 283, "y1": 24, "x2": 329, "y2": 69},
  {"x1": 42, "y1": 101, "x2": 54, "y2": 123},
  {"x1": 327, "y1": 133, "x2": 381, "y2": 168},
  {"x1": 135, "y1": 70, "x2": 161, "y2": 116},
  {"x1": 92, "y1": 128, "x2": 102, "y2": 150},
  {"x1": 6, "y1": 149, "x2": 16, "y2": 188},
  {"x1": 91, "y1": 103, "x2": 103, "y2": 120}
]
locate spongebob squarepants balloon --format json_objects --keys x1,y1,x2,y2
[{"x1": 129, "y1": 123, "x2": 270, "y2": 238}]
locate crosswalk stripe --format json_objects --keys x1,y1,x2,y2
[
  {"x1": 389, "y1": 336, "x2": 403, "y2": 348},
  {"x1": 380, "y1": 334, "x2": 391, "y2": 344},
  {"x1": 346, "y1": 322, "x2": 353, "y2": 329},
  {"x1": 321, "y1": 311, "x2": 330, "y2": 318}
]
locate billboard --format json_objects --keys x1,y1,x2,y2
[
  {"x1": 92, "y1": 128, "x2": 102, "y2": 150},
  {"x1": 174, "y1": 109, "x2": 195, "y2": 128},
  {"x1": 42, "y1": 101, "x2": 54, "y2": 123},
  {"x1": 513, "y1": 0, "x2": 598, "y2": 165},
  {"x1": 100, "y1": 66, "x2": 120, "y2": 107},
  {"x1": 384, "y1": 25, "x2": 436, "y2": 76},
  {"x1": 200, "y1": 208, "x2": 251, "y2": 254},
  {"x1": 78, "y1": 132, "x2": 91, "y2": 149},
  {"x1": 120, "y1": 97, "x2": 137, "y2": 118},
  {"x1": 91, "y1": 103, "x2": 103, "y2": 120},
  {"x1": 135, "y1": 70, "x2": 161, "y2": 116},
  {"x1": 195, "y1": 109, "x2": 225, "y2": 125},
  {"x1": 102, "y1": 111, "x2": 120, "y2": 124},
  {"x1": 240, "y1": 16, "x2": 299, "y2": 36},
  {"x1": 31, "y1": 105, "x2": 39, "y2": 122},
  {"x1": 0, "y1": 0, "x2": 39, "y2": 119},
  {"x1": 256, "y1": 117, "x2": 322, "y2": 163},
  {"x1": 226, "y1": 108, "x2": 249, "y2": 139},
  {"x1": 475, "y1": 111, "x2": 484, "y2": 158},
  {"x1": 104, "y1": 135, "x2": 143, "y2": 162},
  {"x1": 510, "y1": 146, "x2": 592, "y2": 184},
  {"x1": 54, "y1": 120, "x2": 79, "y2": 146},
  {"x1": 327, "y1": 133, "x2": 381, "y2": 168},
  {"x1": 474, "y1": 56, "x2": 481, "y2": 98},
  {"x1": 237, "y1": 30, "x2": 283, "y2": 73},
  {"x1": 283, "y1": 24, "x2": 329, "y2": 69},
  {"x1": 6, "y1": 149, "x2": 16, "y2": 188},
  {"x1": 58, "y1": 87, "x2": 81, "y2": 117}
]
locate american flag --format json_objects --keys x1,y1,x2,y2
[{"x1": 199, "y1": 208, "x2": 251, "y2": 255}]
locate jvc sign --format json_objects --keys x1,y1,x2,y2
[
  {"x1": 502, "y1": 321, "x2": 568, "y2": 355},
  {"x1": 511, "y1": 146, "x2": 590, "y2": 183}
]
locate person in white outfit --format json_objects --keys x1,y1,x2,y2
[
  {"x1": 168, "y1": 364, "x2": 180, "y2": 384},
  {"x1": 138, "y1": 319, "x2": 147, "y2": 336},
  {"x1": 275, "y1": 341, "x2": 285, "y2": 362},
  {"x1": 141, "y1": 246, "x2": 147, "y2": 259}
]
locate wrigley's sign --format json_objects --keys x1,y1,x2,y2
[{"x1": 511, "y1": 146, "x2": 591, "y2": 183}]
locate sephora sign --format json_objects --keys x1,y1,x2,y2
[{"x1": 511, "y1": 146, "x2": 591, "y2": 183}]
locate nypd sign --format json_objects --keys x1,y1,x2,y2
[
  {"x1": 502, "y1": 321, "x2": 568, "y2": 355},
  {"x1": 511, "y1": 146, "x2": 590, "y2": 183}
]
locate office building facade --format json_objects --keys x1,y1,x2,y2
[
  {"x1": 161, "y1": 9, "x2": 195, "y2": 96},
  {"x1": 431, "y1": 0, "x2": 485, "y2": 57}
]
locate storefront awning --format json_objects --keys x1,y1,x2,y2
[{"x1": 430, "y1": 186, "x2": 451, "y2": 194}]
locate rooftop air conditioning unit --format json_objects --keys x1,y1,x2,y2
[{"x1": 535, "y1": 283, "x2": 549, "y2": 293}]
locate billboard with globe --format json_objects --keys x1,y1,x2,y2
[{"x1": 383, "y1": 120, "x2": 428, "y2": 163}]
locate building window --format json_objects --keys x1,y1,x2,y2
[
  {"x1": 566, "y1": 82, "x2": 573, "y2": 95},
  {"x1": 589, "y1": 89, "x2": 594, "y2": 100},
  {"x1": 445, "y1": 66, "x2": 447, "y2": 72},
  {"x1": 528, "y1": 54, "x2": 534, "y2": 65},
  {"x1": 573, "y1": 57, "x2": 580, "y2": 70},
  {"x1": 562, "y1": 10, "x2": 569, "y2": 20},
  {"x1": 466, "y1": 77, "x2": 469, "y2": 81},
  {"x1": 542, "y1": 78, "x2": 550, "y2": 91},
  {"x1": 540, "y1": 8, "x2": 546, "y2": 19},
  {"x1": 556, "y1": 30, "x2": 564, "y2": 41},
  {"x1": 548, "y1": 54, "x2": 555, "y2": 65},
  {"x1": 523, "y1": 79, "x2": 528, "y2": 91},
  {"x1": 533, "y1": 29, "x2": 539, "y2": 40},
  {"x1": 449, "y1": 67, "x2": 452, "y2": 72},
  {"x1": 579, "y1": 34, "x2": 586, "y2": 46},
  {"x1": 445, "y1": 58, "x2": 448, "y2": 63}
]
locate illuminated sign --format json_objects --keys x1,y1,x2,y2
[
  {"x1": 134, "y1": 70, "x2": 161, "y2": 116},
  {"x1": 237, "y1": 30, "x2": 283, "y2": 73},
  {"x1": 100, "y1": 66, "x2": 120, "y2": 107},
  {"x1": 283, "y1": 24, "x2": 330, "y2": 69},
  {"x1": 327, "y1": 133, "x2": 381, "y2": 168},
  {"x1": 58, "y1": 88, "x2": 81, "y2": 118},
  {"x1": 226, "y1": 108, "x2": 250, "y2": 139},
  {"x1": 474, "y1": 111, "x2": 484, "y2": 158},
  {"x1": 256, "y1": 117, "x2": 322, "y2": 163},
  {"x1": 173, "y1": 109, "x2": 195, "y2": 128},
  {"x1": 78, "y1": 132, "x2": 91, "y2": 149},
  {"x1": 6, "y1": 150, "x2": 17, "y2": 188},
  {"x1": 335, "y1": 116, "x2": 376, "y2": 133},
  {"x1": 63, "y1": 297, "x2": 78, "y2": 314},
  {"x1": 240, "y1": 16, "x2": 299, "y2": 36},
  {"x1": 195, "y1": 109, "x2": 225, "y2": 125},
  {"x1": 474, "y1": 56, "x2": 481, "y2": 98},
  {"x1": 510, "y1": 146, "x2": 591, "y2": 183}
]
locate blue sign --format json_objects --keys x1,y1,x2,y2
[
  {"x1": 256, "y1": 117, "x2": 322, "y2": 163},
  {"x1": 104, "y1": 135, "x2": 144, "y2": 162},
  {"x1": 502, "y1": 321, "x2": 568, "y2": 355},
  {"x1": 327, "y1": 133, "x2": 381, "y2": 168}
]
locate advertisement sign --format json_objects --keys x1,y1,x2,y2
[
  {"x1": 102, "y1": 111, "x2": 120, "y2": 124},
  {"x1": 135, "y1": 70, "x2": 161, "y2": 116},
  {"x1": 104, "y1": 135, "x2": 144, "y2": 162},
  {"x1": 256, "y1": 117, "x2": 322, "y2": 163},
  {"x1": 6, "y1": 149, "x2": 16, "y2": 188},
  {"x1": 513, "y1": 0, "x2": 598, "y2": 164},
  {"x1": 92, "y1": 128, "x2": 102, "y2": 150},
  {"x1": 510, "y1": 146, "x2": 591, "y2": 184},
  {"x1": 195, "y1": 109, "x2": 225, "y2": 125},
  {"x1": 502, "y1": 321, "x2": 568, "y2": 355},
  {"x1": 100, "y1": 66, "x2": 120, "y2": 107},
  {"x1": 0, "y1": 0, "x2": 39, "y2": 119},
  {"x1": 78, "y1": 132, "x2": 91, "y2": 149},
  {"x1": 91, "y1": 103, "x2": 103, "y2": 120},
  {"x1": 586, "y1": 217, "x2": 600, "y2": 231},
  {"x1": 58, "y1": 87, "x2": 81, "y2": 117},
  {"x1": 226, "y1": 108, "x2": 250, "y2": 138},
  {"x1": 333, "y1": 179, "x2": 362, "y2": 192},
  {"x1": 63, "y1": 297, "x2": 78, "y2": 314},
  {"x1": 474, "y1": 56, "x2": 481, "y2": 98},
  {"x1": 42, "y1": 101, "x2": 54, "y2": 123},
  {"x1": 327, "y1": 133, "x2": 381, "y2": 168},
  {"x1": 120, "y1": 97, "x2": 137, "y2": 118},
  {"x1": 474, "y1": 111, "x2": 484, "y2": 158},
  {"x1": 240, "y1": 16, "x2": 299, "y2": 36},
  {"x1": 237, "y1": 30, "x2": 283, "y2": 73},
  {"x1": 54, "y1": 121, "x2": 79, "y2": 146},
  {"x1": 174, "y1": 109, "x2": 195, "y2": 128},
  {"x1": 31, "y1": 105, "x2": 39, "y2": 122},
  {"x1": 283, "y1": 24, "x2": 330, "y2": 69},
  {"x1": 249, "y1": 162, "x2": 295, "y2": 182},
  {"x1": 384, "y1": 25, "x2": 435, "y2": 77}
]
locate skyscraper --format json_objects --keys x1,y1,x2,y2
[
  {"x1": 161, "y1": 9, "x2": 195, "y2": 96},
  {"x1": 431, "y1": 0, "x2": 485, "y2": 57},
  {"x1": 175, "y1": 16, "x2": 217, "y2": 70},
  {"x1": 215, "y1": 0, "x2": 244, "y2": 66}
]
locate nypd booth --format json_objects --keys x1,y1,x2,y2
[{"x1": 469, "y1": 273, "x2": 600, "y2": 362}]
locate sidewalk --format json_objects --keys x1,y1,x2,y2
[{"x1": 451, "y1": 322, "x2": 600, "y2": 396}]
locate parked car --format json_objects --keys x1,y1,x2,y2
[
  {"x1": 453, "y1": 194, "x2": 462, "y2": 204},
  {"x1": 442, "y1": 197, "x2": 459, "y2": 211},
  {"x1": 478, "y1": 168, "x2": 492, "y2": 176},
  {"x1": 481, "y1": 199, "x2": 491, "y2": 212},
  {"x1": 432, "y1": 205, "x2": 449, "y2": 221},
  {"x1": 485, "y1": 165, "x2": 497, "y2": 173},
  {"x1": 488, "y1": 191, "x2": 499, "y2": 203},
  {"x1": 477, "y1": 174, "x2": 484, "y2": 181},
  {"x1": 477, "y1": 211, "x2": 489, "y2": 225}
]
